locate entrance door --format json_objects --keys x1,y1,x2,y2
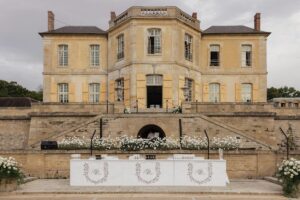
[{"x1": 147, "y1": 86, "x2": 162, "y2": 108}]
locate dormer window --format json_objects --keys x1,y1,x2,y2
[{"x1": 148, "y1": 28, "x2": 161, "y2": 54}]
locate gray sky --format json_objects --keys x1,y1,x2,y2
[{"x1": 0, "y1": 0, "x2": 299, "y2": 90}]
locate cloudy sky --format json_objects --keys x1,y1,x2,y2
[{"x1": 0, "y1": 0, "x2": 299, "y2": 90}]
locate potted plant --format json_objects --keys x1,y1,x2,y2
[
  {"x1": 0, "y1": 156, "x2": 24, "y2": 192},
  {"x1": 277, "y1": 158, "x2": 300, "y2": 198}
]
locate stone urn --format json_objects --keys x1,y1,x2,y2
[{"x1": 0, "y1": 178, "x2": 18, "y2": 192}]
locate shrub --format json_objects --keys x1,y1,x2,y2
[
  {"x1": 277, "y1": 158, "x2": 300, "y2": 197},
  {"x1": 0, "y1": 156, "x2": 24, "y2": 182}
]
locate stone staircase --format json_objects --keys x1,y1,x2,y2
[{"x1": 29, "y1": 113, "x2": 274, "y2": 150}]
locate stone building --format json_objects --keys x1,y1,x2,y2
[
  {"x1": 0, "y1": 6, "x2": 299, "y2": 179},
  {"x1": 40, "y1": 6, "x2": 270, "y2": 109}
]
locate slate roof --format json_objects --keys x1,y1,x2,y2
[
  {"x1": 202, "y1": 25, "x2": 270, "y2": 35},
  {"x1": 39, "y1": 26, "x2": 107, "y2": 36},
  {"x1": 0, "y1": 97, "x2": 38, "y2": 107}
]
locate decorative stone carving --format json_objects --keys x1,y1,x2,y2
[
  {"x1": 83, "y1": 162, "x2": 108, "y2": 184},
  {"x1": 136, "y1": 162, "x2": 161, "y2": 184},
  {"x1": 187, "y1": 162, "x2": 213, "y2": 185}
]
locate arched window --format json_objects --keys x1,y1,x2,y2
[
  {"x1": 209, "y1": 83, "x2": 220, "y2": 102},
  {"x1": 148, "y1": 28, "x2": 161, "y2": 54},
  {"x1": 241, "y1": 83, "x2": 252, "y2": 102}
]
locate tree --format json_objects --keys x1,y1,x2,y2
[
  {"x1": 267, "y1": 86, "x2": 300, "y2": 100},
  {"x1": 0, "y1": 80, "x2": 43, "y2": 101}
]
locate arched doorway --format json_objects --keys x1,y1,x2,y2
[{"x1": 137, "y1": 124, "x2": 166, "y2": 139}]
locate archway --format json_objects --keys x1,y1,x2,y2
[{"x1": 137, "y1": 124, "x2": 166, "y2": 139}]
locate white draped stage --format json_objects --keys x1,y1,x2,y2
[{"x1": 70, "y1": 156, "x2": 229, "y2": 186}]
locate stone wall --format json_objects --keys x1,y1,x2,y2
[{"x1": 0, "y1": 150, "x2": 298, "y2": 179}]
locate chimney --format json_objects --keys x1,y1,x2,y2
[
  {"x1": 48, "y1": 11, "x2": 54, "y2": 31},
  {"x1": 254, "y1": 13, "x2": 261, "y2": 31},
  {"x1": 192, "y1": 12, "x2": 197, "y2": 19},
  {"x1": 111, "y1": 11, "x2": 116, "y2": 20}
]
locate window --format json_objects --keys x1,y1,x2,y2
[
  {"x1": 242, "y1": 45, "x2": 252, "y2": 67},
  {"x1": 90, "y1": 45, "x2": 100, "y2": 67},
  {"x1": 58, "y1": 45, "x2": 68, "y2": 66},
  {"x1": 148, "y1": 28, "x2": 161, "y2": 54},
  {"x1": 117, "y1": 34, "x2": 124, "y2": 60},
  {"x1": 146, "y1": 75, "x2": 163, "y2": 86},
  {"x1": 58, "y1": 83, "x2": 68, "y2": 103},
  {"x1": 115, "y1": 78, "x2": 124, "y2": 101},
  {"x1": 241, "y1": 83, "x2": 252, "y2": 102},
  {"x1": 184, "y1": 78, "x2": 193, "y2": 101},
  {"x1": 89, "y1": 83, "x2": 100, "y2": 103},
  {"x1": 210, "y1": 45, "x2": 220, "y2": 66},
  {"x1": 209, "y1": 83, "x2": 220, "y2": 102},
  {"x1": 184, "y1": 34, "x2": 193, "y2": 61}
]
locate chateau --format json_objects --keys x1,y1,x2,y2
[
  {"x1": 0, "y1": 6, "x2": 299, "y2": 180},
  {"x1": 40, "y1": 6, "x2": 270, "y2": 109}
]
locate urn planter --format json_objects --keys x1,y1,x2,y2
[{"x1": 0, "y1": 178, "x2": 18, "y2": 192}]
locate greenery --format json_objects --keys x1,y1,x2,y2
[
  {"x1": 0, "y1": 156, "x2": 24, "y2": 183},
  {"x1": 0, "y1": 80, "x2": 42, "y2": 101},
  {"x1": 267, "y1": 86, "x2": 300, "y2": 100},
  {"x1": 277, "y1": 158, "x2": 300, "y2": 198}
]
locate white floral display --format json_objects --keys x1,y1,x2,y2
[
  {"x1": 276, "y1": 157, "x2": 300, "y2": 197},
  {"x1": 57, "y1": 135, "x2": 240, "y2": 151},
  {"x1": 0, "y1": 156, "x2": 24, "y2": 181}
]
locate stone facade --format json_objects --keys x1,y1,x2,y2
[{"x1": 40, "y1": 6, "x2": 270, "y2": 108}]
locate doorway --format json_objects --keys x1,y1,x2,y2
[
  {"x1": 146, "y1": 75, "x2": 163, "y2": 108},
  {"x1": 147, "y1": 86, "x2": 162, "y2": 108}
]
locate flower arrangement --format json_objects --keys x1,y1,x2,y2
[
  {"x1": 58, "y1": 136, "x2": 88, "y2": 150},
  {"x1": 277, "y1": 158, "x2": 300, "y2": 197},
  {"x1": 0, "y1": 156, "x2": 24, "y2": 183},
  {"x1": 181, "y1": 136, "x2": 207, "y2": 150},
  {"x1": 211, "y1": 136, "x2": 240, "y2": 150},
  {"x1": 57, "y1": 135, "x2": 240, "y2": 151}
]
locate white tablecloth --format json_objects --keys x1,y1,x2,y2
[{"x1": 70, "y1": 159, "x2": 229, "y2": 186}]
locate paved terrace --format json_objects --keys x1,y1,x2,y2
[{"x1": 0, "y1": 179, "x2": 292, "y2": 200}]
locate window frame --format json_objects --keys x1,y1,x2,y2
[
  {"x1": 184, "y1": 78, "x2": 193, "y2": 102},
  {"x1": 147, "y1": 28, "x2": 162, "y2": 55},
  {"x1": 117, "y1": 34, "x2": 125, "y2": 60},
  {"x1": 58, "y1": 44, "x2": 68, "y2": 67},
  {"x1": 209, "y1": 44, "x2": 220, "y2": 67},
  {"x1": 58, "y1": 83, "x2": 69, "y2": 103},
  {"x1": 184, "y1": 33, "x2": 193, "y2": 62},
  {"x1": 209, "y1": 83, "x2": 220, "y2": 103},
  {"x1": 115, "y1": 78, "x2": 124, "y2": 102},
  {"x1": 241, "y1": 45, "x2": 252, "y2": 67},
  {"x1": 90, "y1": 44, "x2": 100, "y2": 67},
  {"x1": 241, "y1": 83, "x2": 252, "y2": 102},
  {"x1": 89, "y1": 83, "x2": 100, "y2": 103}
]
